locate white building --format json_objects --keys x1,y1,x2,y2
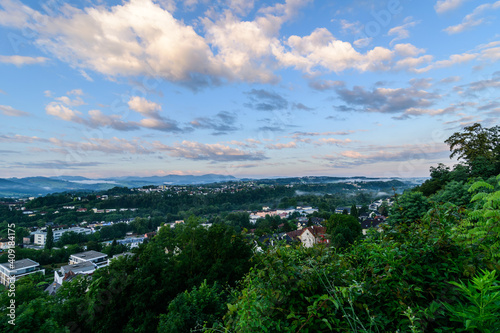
[
  {"x1": 54, "y1": 261, "x2": 97, "y2": 285},
  {"x1": 0, "y1": 259, "x2": 45, "y2": 286},
  {"x1": 32, "y1": 227, "x2": 92, "y2": 246},
  {"x1": 69, "y1": 250, "x2": 108, "y2": 268}
]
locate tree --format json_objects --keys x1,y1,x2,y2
[
  {"x1": 157, "y1": 281, "x2": 227, "y2": 333},
  {"x1": 378, "y1": 202, "x2": 389, "y2": 217},
  {"x1": 350, "y1": 204, "x2": 358, "y2": 218},
  {"x1": 445, "y1": 123, "x2": 500, "y2": 177},
  {"x1": 326, "y1": 214, "x2": 362, "y2": 248},
  {"x1": 388, "y1": 191, "x2": 430, "y2": 225},
  {"x1": 45, "y1": 226, "x2": 54, "y2": 250}
]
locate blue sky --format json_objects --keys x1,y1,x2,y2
[{"x1": 0, "y1": 0, "x2": 499, "y2": 179}]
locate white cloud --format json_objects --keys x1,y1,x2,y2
[
  {"x1": 353, "y1": 37, "x2": 373, "y2": 48},
  {"x1": 387, "y1": 17, "x2": 419, "y2": 45},
  {"x1": 313, "y1": 138, "x2": 352, "y2": 146},
  {"x1": 435, "y1": 0, "x2": 468, "y2": 13},
  {"x1": 45, "y1": 102, "x2": 85, "y2": 123},
  {"x1": 154, "y1": 140, "x2": 267, "y2": 161},
  {"x1": 275, "y1": 28, "x2": 393, "y2": 73},
  {"x1": 0, "y1": 0, "x2": 36, "y2": 28},
  {"x1": 393, "y1": 43, "x2": 426, "y2": 57},
  {"x1": 128, "y1": 96, "x2": 162, "y2": 118},
  {"x1": 30, "y1": 0, "x2": 224, "y2": 88},
  {"x1": 444, "y1": 1, "x2": 500, "y2": 34},
  {"x1": 226, "y1": 0, "x2": 255, "y2": 16},
  {"x1": 266, "y1": 141, "x2": 297, "y2": 149},
  {"x1": 0, "y1": 55, "x2": 48, "y2": 66},
  {"x1": 54, "y1": 95, "x2": 85, "y2": 107},
  {"x1": 87, "y1": 110, "x2": 139, "y2": 131},
  {"x1": 0, "y1": 105, "x2": 29, "y2": 117}
]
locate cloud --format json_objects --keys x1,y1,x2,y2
[
  {"x1": 291, "y1": 131, "x2": 356, "y2": 138},
  {"x1": 338, "y1": 19, "x2": 362, "y2": 35},
  {"x1": 454, "y1": 73, "x2": 500, "y2": 97},
  {"x1": 314, "y1": 143, "x2": 449, "y2": 167},
  {"x1": 61, "y1": 137, "x2": 153, "y2": 155},
  {"x1": 226, "y1": 0, "x2": 256, "y2": 16},
  {"x1": 292, "y1": 102, "x2": 314, "y2": 111},
  {"x1": 190, "y1": 111, "x2": 239, "y2": 134},
  {"x1": 4, "y1": 0, "x2": 224, "y2": 89},
  {"x1": 0, "y1": 134, "x2": 49, "y2": 143},
  {"x1": 478, "y1": 101, "x2": 500, "y2": 111},
  {"x1": 0, "y1": 0, "x2": 312, "y2": 88},
  {"x1": 245, "y1": 89, "x2": 288, "y2": 111},
  {"x1": 87, "y1": 110, "x2": 140, "y2": 131},
  {"x1": 400, "y1": 51, "x2": 476, "y2": 73},
  {"x1": 154, "y1": 140, "x2": 267, "y2": 161},
  {"x1": 313, "y1": 138, "x2": 352, "y2": 146},
  {"x1": 435, "y1": 0, "x2": 468, "y2": 13},
  {"x1": 54, "y1": 95, "x2": 85, "y2": 107},
  {"x1": 45, "y1": 95, "x2": 182, "y2": 132},
  {"x1": 265, "y1": 141, "x2": 297, "y2": 149},
  {"x1": 393, "y1": 43, "x2": 425, "y2": 57},
  {"x1": 0, "y1": 105, "x2": 30, "y2": 117},
  {"x1": 308, "y1": 79, "x2": 344, "y2": 91},
  {"x1": 12, "y1": 161, "x2": 106, "y2": 169},
  {"x1": 387, "y1": 17, "x2": 419, "y2": 45},
  {"x1": 45, "y1": 102, "x2": 86, "y2": 124},
  {"x1": 444, "y1": 1, "x2": 500, "y2": 34},
  {"x1": 274, "y1": 28, "x2": 393, "y2": 73},
  {"x1": 335, "y1": 81, "x2": 440, "y2": 116},
  {"x1": 128, "y1": 96, "x2": 162, "y2": 118},
  {"x1": 67, "y1": 89, "x2": 83, "y2": 96},
  {"x1": 440, "y1": 76, "x2": 462, "y2": 83},
  {"x1": 0, "y1": 55, "x2": 48, "y2": 66},
  {"x1": 409, "y1": 78, "x2": 433, "y2": 89}
]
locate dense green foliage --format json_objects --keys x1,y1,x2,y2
[{"x1": 326, "y1": 214, "x2": 362, "y2": 248}]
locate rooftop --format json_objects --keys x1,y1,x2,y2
[
  {"x1": 61, "y1": 261, "x2": 96, "y2": 274},
  {"x1": 70, "y1": 250, "x2": 108, "y2": 261},
  {"x1": 0, "y1": 258, "x2": 40, "y2": 271}
]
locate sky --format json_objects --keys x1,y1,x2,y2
[{"x1": 0, "y1": 0, "x2": 499, "y2": 179}]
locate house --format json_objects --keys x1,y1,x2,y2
[
  {"x1": 54, "y1": 261, "x2": 97, "y2": 285},
  {"x1": 0, "y1": 239, "x2": 11, "y2": 250},
  {"x1": 258, "y1": 232, "x2": 293, "y2": 247},
  {"x1": 144, "y1": 232, "x2": 156, "y2": 239},
  {"x1": 255, "y1": 232, "x2": 294, "y2": 251},
  {"x1": 32, "y1": 227, "x2": 92, "y2": 246},
  {"x1": 110, "y1": 252, "x2": 134, "y2": 262},
  {"x1": 69, "y1": 250, "x2": 108, "y2": 268},
  {"x1": 361, "y1": 218, "x2": 385, "y2": 235},
  {"x1": 309, "y1": 217, "x2": 325, "y2": 226},
  {"x1": 286, "y1": 226, "x2": 329, "y2": 248},
  {"x1": 0, "y1": 259, "x2": 45, "y2": 286}
]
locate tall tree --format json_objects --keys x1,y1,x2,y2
[
  {"x1": 45, "y1": 226, "x2": 54, "y2": 250},
  {"x1": 350, "y1": 204, "x2": 358, "y2": 218},
  {"x1": 444, "y1": 123, "x2": 500, "y2": 177}
]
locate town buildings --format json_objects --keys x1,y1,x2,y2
[{"x1": 0, "y1": 259, "x2": 45, "y2": 286}]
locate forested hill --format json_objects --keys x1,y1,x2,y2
[{"x1": 0, "y1": 174, "x2": 420, "y2": 198}]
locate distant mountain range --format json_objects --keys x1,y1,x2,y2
[
  {"x1": 0, "y1": 174, "x2": 426, "y2": 198},
  {"x1": 0, "y1": 174, "x2": 238, "y2": 198}
]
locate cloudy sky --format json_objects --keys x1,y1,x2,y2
[{"x1": 0, "y1": 0, "x2": 499, "y2": 179}]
